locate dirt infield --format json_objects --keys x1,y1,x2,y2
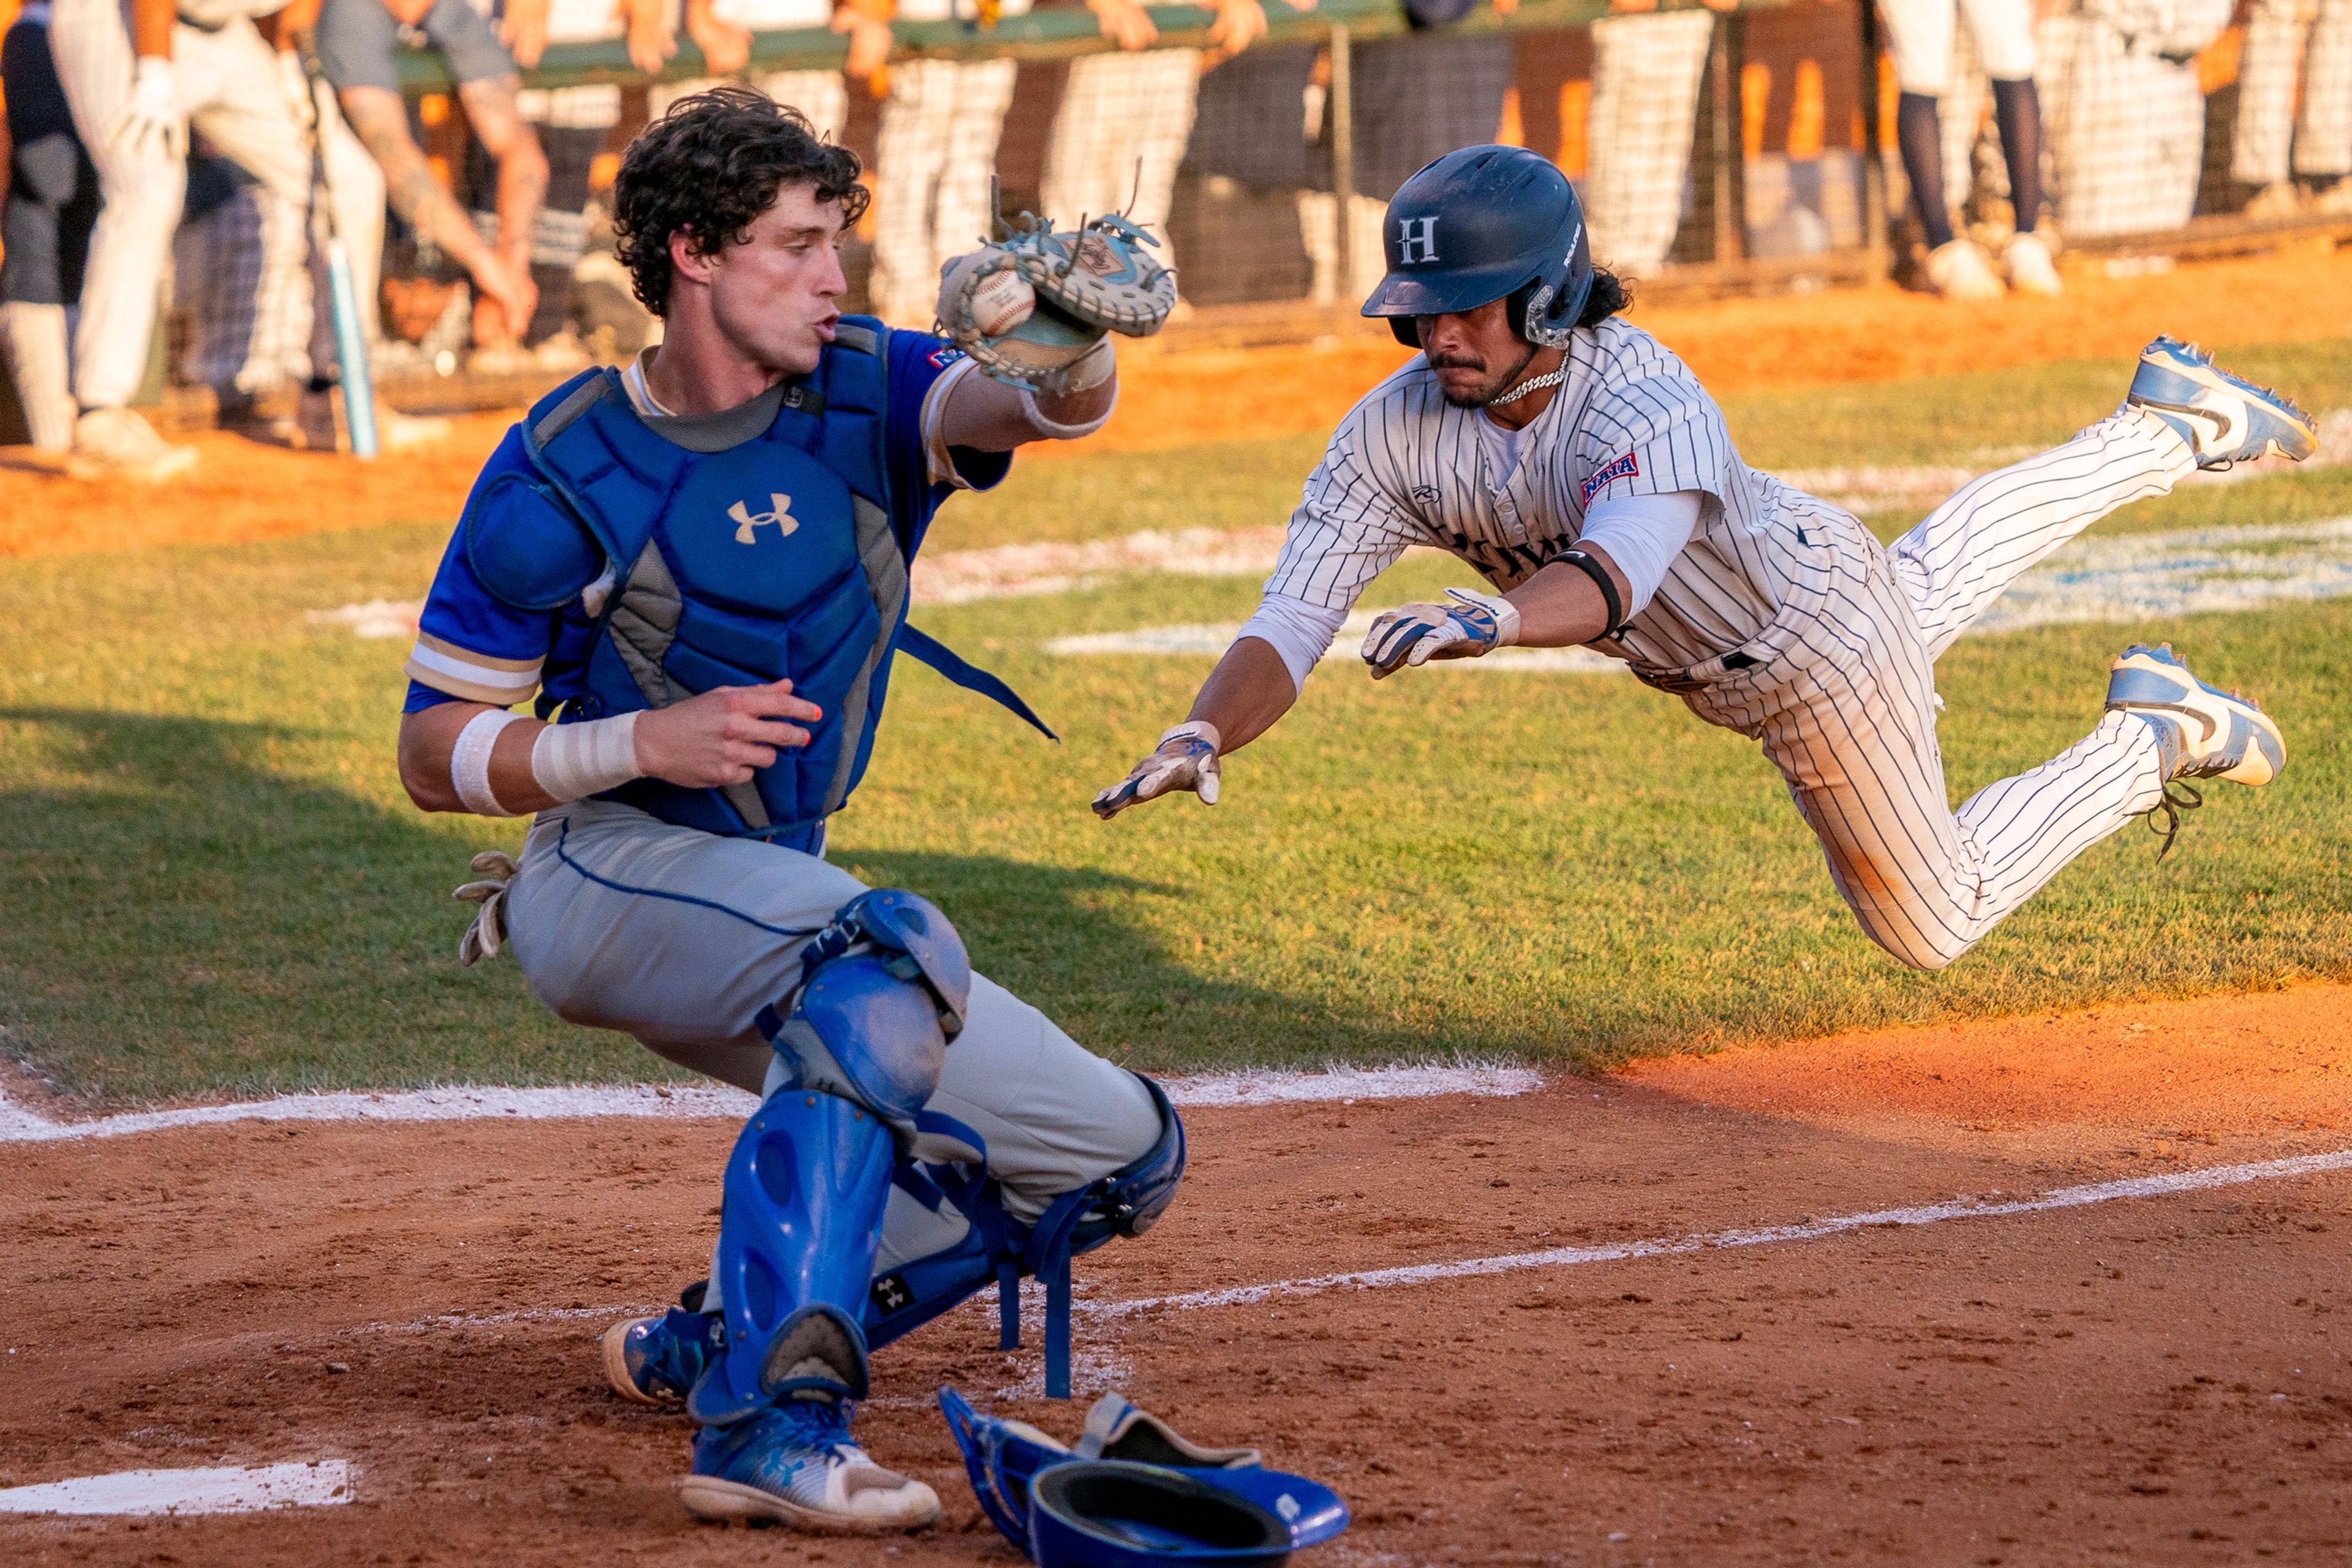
[
  {"x1": 4, "y1": 985, "x2": 2345, "y2": 1564},
  {"x1": 4, "y1": 244, "x2": 2347, "y2": 561}
]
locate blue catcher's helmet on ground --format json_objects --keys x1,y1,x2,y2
[
  {"x1": 939, "y1": 1387, "x2": 1349, "y2": 1561},
  {"x1": 1030, "y1": 1463, "x2": 1293, "y2": 1568},
  {"x1": 1359, "y1": 144, "x2": 1593, "y2": 350}
]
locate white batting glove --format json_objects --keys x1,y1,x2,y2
[
  {"x1": 1360, "y1": 587, "x2": 1521, "y2": 680},
  {"x1": 1091, "y1": 720, "x2": 1221, "y2": 819},
  {"x1": 111, "y1": 57, "x2": 187, "y2": 160}
]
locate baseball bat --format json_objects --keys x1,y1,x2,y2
[
  {"x1": 325, "y1": 236, "x2": 379, "y2": 459},
  {"x1": 297, "y1": 42, "x2": 378, "y2": 459}
]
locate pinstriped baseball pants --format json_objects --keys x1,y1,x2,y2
[{"x1": 1653, "y1": 409, "x2": 2195, "y2": 970}]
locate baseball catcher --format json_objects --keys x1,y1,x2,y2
[
  {"x1": 396, "y1": 88, "x2": 1180, "y2": 1534},
  {"x1": 1095, "y1": 144, "x2": 2313, "y2": 972}
]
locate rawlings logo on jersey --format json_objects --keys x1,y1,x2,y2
[{"x1": 1580, "y1": 451, "x2": 1640, "y2": 503}]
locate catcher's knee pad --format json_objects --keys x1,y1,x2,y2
[
  {"x1": 864, "y1": 1074, "x2": 1186, "y2": 1397},
  {"x1": 755, "y1": 889, "x2": 971, "y2": 1133},
  {"x1": 688, "y1": 1088, "x2": 897, "y2": 1426}
]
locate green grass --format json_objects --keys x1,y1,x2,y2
[
  {"x1": 941, "y1": 336, "x2": 2352, "y2": 552},
  {"x1": 4, "y1": 339, "x2": 2349, "y2": 1106}
]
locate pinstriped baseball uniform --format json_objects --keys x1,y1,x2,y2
[{"x1": 1254, "y1": 317, "x2": 2198, "y2": 970}]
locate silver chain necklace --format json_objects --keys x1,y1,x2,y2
[{"x1": 1482, "y1": 363, "x2": 1569, "y2": 407}]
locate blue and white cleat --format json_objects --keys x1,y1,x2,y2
[
  {"x1": 2127, "y1": 335, "x2": 2318, "y2": 469},
  {"x1": 602, "y1": 1305, "x2": 715, "y2": 1408},
  {"x1": 2106, "y1": 643, "x2": 2285, "y2": 787},
  {"x1": 679, "y1": 1398, "x2": 941, "y2": 1534}
]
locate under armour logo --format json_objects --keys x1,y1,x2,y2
[
  {"x1": 1396, "y1": 216, "x2": 1439, "y2": 265},
  {"x1": 871, "y1": 1274, "x2": 913, "y2": 1313},
  {"x1": 730, "y1": 494, "x2": 799, "y2": 545}
]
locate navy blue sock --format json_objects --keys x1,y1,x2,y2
[
  {"x1": 1990, "y1": 78, "x2": 2044, "y2": 234},
  {"x1": 1896, "y1": 92, "x2": 1955, "y2": 250}
]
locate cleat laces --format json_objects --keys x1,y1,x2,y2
[{"x1": 2142, "y1": 781, "x2": 2203, "y2": 862}]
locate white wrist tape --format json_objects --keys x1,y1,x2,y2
[
  {"x1": 451, "y1": 709, "x2": 524, "y2": 817},
  {"x1": 1020, "y1": 341, "x2": 1118, "y2": 438},
  {"x1": 530, "y1": 711, "x2": 642, "y2": 803}
]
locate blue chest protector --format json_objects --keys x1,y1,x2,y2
[{"x1": 509, "y1": 320, "x2": 1050, "y2": 841}]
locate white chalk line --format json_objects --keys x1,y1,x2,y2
[
  {"x1": 0, "y1": 1062, "x2": 1542, "y2": 1146},
  {"x1": 0, "y1": 1461, "x2": 352, "y2": 1518},
  {"x1": 1047, "y1": 514, "x2": 2352, "y2": 663},
  {"x1": 1088, "y1": 1147, "x2": 2352, "y2": 1318},
  {"x1": 338, "y1": 1146, "x2": 2352, "y2": 1348},
  {"x1": 304, "y1": 412, "x2": 2350, "y2": 635},
  {"x1": 314, "y1": 480, "x2": 2352, "y2": 649}
]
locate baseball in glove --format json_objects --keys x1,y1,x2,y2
[{"x1": 936, "y1": 211, "x2": 1177, "y2": 396}]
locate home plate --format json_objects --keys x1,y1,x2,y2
[{"x1": 0, "y1": 1461, "x2": 353, "y2": 1517}]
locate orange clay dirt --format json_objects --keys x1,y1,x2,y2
[
  {"x1": 4, "y1": 243, "x2": 2349, "y2": 560},
  {"x1": 2, "y1": 982, "x2": 2346, "y2": 1564}
]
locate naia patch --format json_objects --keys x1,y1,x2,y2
[{"x1": 1580, "y1": 451, "x2": 1640, "y2": 503}]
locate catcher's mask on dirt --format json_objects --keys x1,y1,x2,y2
[{"x1": 1359, "y1": 144, "x2": 1593, "y2": 352}]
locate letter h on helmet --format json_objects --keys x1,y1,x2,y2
[{"x1": 1360, "y1": 144, "x2": 1593, "y2": 351}]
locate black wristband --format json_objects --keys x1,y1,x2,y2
[{"x1": 1547, "y1": 546, "x2": 1626, "y2": 636}]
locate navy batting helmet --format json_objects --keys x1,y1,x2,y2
[{"x1": 1360, "y1": 144, "x2": 1592, "y2": 350}]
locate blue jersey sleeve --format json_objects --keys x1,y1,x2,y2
[
  {"x1": 402, "y1": 425, "x2": 586, "y2": 712},
  {"x1": 886, "y1": 331, "x2": 1012, "y2": 560}
]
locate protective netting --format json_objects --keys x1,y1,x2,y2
[{"x1": 164, "y1": 0, "x2": 2324, "y2": 401}]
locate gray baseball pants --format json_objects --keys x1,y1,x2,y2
[{"x1": 503, "y1": 797, "x2": 1164, "y2": 1275}]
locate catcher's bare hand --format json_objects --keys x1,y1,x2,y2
[
  {"x1": 635, "y1": 679, "x2": 824, "y2": 788},
  {"x1": 1092, "y1": 721, "x2": 1221, "y2": 818}
]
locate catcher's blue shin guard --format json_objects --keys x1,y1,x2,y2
[
  {"x1": 865, "y1": 1074, "x2": 1188, "y2": 1398},
  {"x1": 687, "y1": 890, "x2": 968, "y2": 1427},
  {"x1": 689, "y1": 1089, "x2": 897, "y2": 1425}
]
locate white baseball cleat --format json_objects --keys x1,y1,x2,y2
[
  {"x1": 67, "y1": 406, "x2": 197, "y2": 481},
  {"x1": 2106, "y1": 643, "x2": 2284, "y2": 788},
  {"x1": 2126, "y1": 336, "x2": 2318, "y2": 469},
  {"x1": 2002, "y1": 231, "x2": 2064, "y2": 297},
  {"x1": 681, "y1": 1398, "x2": 940, "y2": 1534},
  {"x1": 1924, "y1": 238, "x2": 2005, "y2": 301}
]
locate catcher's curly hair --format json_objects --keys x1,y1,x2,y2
[{"x1": 611, "y1": 85, "x2": 869, "y2": 315}]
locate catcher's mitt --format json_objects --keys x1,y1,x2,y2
[{"x1": 937, "y1": 213, "x2": 1177, "y2": 396}]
